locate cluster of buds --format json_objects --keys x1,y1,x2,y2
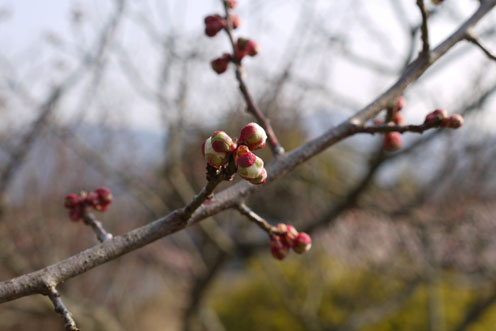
[
  {"x1": 269, "y1": 223, "x2": 312, "y2": 260},
  {"x1": 202, "y1": 123, "x2": 268, "y2": 184},
  {"x1": 205, "y1": 1, "x2": 259, "y2": 74},
  {"x1": 377, "y1": 96, "x2": 405, "y2": 152},
  {"x1": 64, "y1": 187, "x2": 113, "y2": 221},
  {"x1": 424, "y1": 108, "x2": 464, "y2": 129}
]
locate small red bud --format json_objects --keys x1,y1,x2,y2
[
  {"x1": 446, "y1": 114, "x2": 464, "y2": 129},
  {"x1": 292, "y1": 232, "x2": 312, "y2": 254},
  {"x1": 270, "y1": 236, "x2": 289, "y2": 260},
  {"x1": 238, "y1": 122, "x2": 267, "y2": 150},
  {"x1": 211, "y1": 53, "x2": 231, "y2": 74},
  {"x1": 383, "y1": 132, "x2": 402, "y2": 152},
  {"x1": 64, "y1": 193, "x2": 81, "y2": 209},
  {"x1": 424, "y1": 108, "x2": 448, "y2": 125},
  {"x1": 204, "y1": 15, "x2": 226, "y2": 37}
]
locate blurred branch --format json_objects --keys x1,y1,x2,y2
[
  {"x1": 82, "y1": 213, "x2": 113, "y2": 243},
  {"x1": 465, "y1": 30, "x2": 496, "y2": 61},
  {"x1": 46, "y1": 286, "x2": 80, "y2": 331},
  {"x1": 350, "y1": 121, "x2": 447, "y2": 135},
  {"x1": 0, "y1": 0, "x2": 495, "y2": 306},
  {"x1": 451, "y1": 286, "x2": 496, "y2": 331},
  {"x1": 416, "y1": 0, "x2": 430, "y2": 57}
]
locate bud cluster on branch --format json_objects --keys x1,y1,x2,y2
[
  {"x1": 64, "y1": 187, "x2": 113, "y2": 221},
  {"x1": 205, "y1": 1, "x2": 259, "y2": 74},
  {"x1": 270, "y1": 223, "x2": 312, "y2": 260},
  {"x1": 203, "y1": 123, "x2": 268, "y2": 184}
]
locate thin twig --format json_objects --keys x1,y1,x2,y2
[
  {"x1": 351, "y1": 121, "x2": 447, "y2": 135},
  {"x1": 417, "y1": 0, "x2": 430, "y2": 57},
  {"x1": 221, "y1": 0, "x2": 284, "y2": 156},
  {"x1": 46, "y1": 287, "x2": 80, "y2": 331},
  {"x1": 465, "y1": 31, "x2": 496, "y2": 61},
  {"x1": 236, "y1": 203, "x2": 282, "y2": 236},
  {"x1": 82, "y1": 214, "x2": 113, "y2": 243}
]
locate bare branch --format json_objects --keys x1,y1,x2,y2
[
  {"x1": 465, "y1": 31, "x2": 496, "y2": 61},
  {"x1": 417, "y1": 0, "x2": 430, "y2": 57},
  {"x1": 46, "y1": 287, "x2": 80, "y2": 331},
  {"x1": 82, "y1": 214, "x2": 113, "y2": 243},
  {"x1": 351, "y1": 121, "x2": 449, "y2": 135},
  {"x1": 236, "y1": 203, "x2": 282, "y2": 236}
]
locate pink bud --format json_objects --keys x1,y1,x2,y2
[
  {"x1": 270, "y1": 236, "x2": 289, "y2": 260},
  {"x1": 395, "y1": 96, "x2": 405, "y2": 112},
  {"x1": 393, "y1": 112, "x2": 405, "y2": 126},
  {"x1": 211, "y1": 53, "x2": 231, "y2": 74},
  {"x1": 231, "y1": 14, "x2": 241, "y2": 29},
  {"x1": 69, "y1": 205, "x2": 84, "y2": 222},
  {"x1": 226, "y1": 0, "x2": 237, "y2": 9},
  {"x1": 292, "y1": 232, "x2": 312, "y2": 254},
  {"x1": 238, "y1": 122, "x2": 267, "y2": 150},
  {"x1": 249, "y1": 168, "x2": 267, "y2": 185},
  {"x1": 203, "y1": 137, "x2": 229, "y2": 168},
  {"x1": 211, "y1": 131, "x2": 237, "y2": 153},
  {"x1": 204, "y1": 15, "x2": 226, "y2": 37},
  {"x1": 446, "y1": 114, "x2": 464, "y2": 129},
  {"x1": 278, "y1": 224, "x2": 298, "y2": 247},
  {"x1": 424, "y1": 108, "x2": 448, "y2": 124},
  {"x1": 238, "y1": 38, "x2": 258, "y2": 57},
  {"x1": 64, "y1": 193, "x2": 81, "y2": 209},
  {"x1": 383, "y1": 132, "x2": 402, "y2": 152}
]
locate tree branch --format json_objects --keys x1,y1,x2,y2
[
  {"x1": 46, "y1": 286, "x2": 80, "y2": 331},
  {"x1": 465, "y1": 30, "x2": 496, "y2": 61},
  {"x1": 416, "y1": 0, "x2": 430, "y2": 57}
]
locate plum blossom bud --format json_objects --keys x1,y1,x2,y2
[
  {"x1": 211, "y1": 131, "x2": 237, "y2": 153},
  {"x1": 95, "y1": 187, "x2": 112, "y2": 211},
  {"x1": 239, "y1": 122, "x2": 267, "y2": 150},
  {"x1": 270, "y1": 236, "x2": 289, "y2": 260},
  {"x1": 424, "y1": 108, "x2": 448, "y2": 124},
  {"x1": 203, "y1": 137, "x2": 229, "y2": 168},
  {"x1": 395, "y1": 96, "x2": 406, "y2": 112},
  {"x1": 277, "y1": 223, "x2": 298, "y2": 247},
  {"x1": 226, "y1": 0, "x2": 237, "y2": 9},
  {"x1": 383, "y1": 132, "x2": 402, "y2": 152},
  {"x1": 211, "y1": 53, "x2": 231, "y2": 74},
  {"x1": 64, "y1": 193, "x2": 81, "y2": 209},
  {"x1": 446, "y1": 114, "x2": 464, "y2": 129},
  {"x1": 231, "y1": 14, "x2": 241, "y2": 29},
  {"x1": 238, "y1": 38, "x2": 259, "y2": 57},
  {"x1": 235, "y1": 146, "x2": 267, "y2": 184},
  {"x1": 393, "y1": 112, "x2": 405, "y2": 126},
  {"x1": 292, "y1": 232, "x2": 312, "y2": 254},
  {"x1": 204, "y1": 15, "x2": 226, "y2": 37},
  {"x1": 69, "y1": 205, "x2": 84, "y2": 222}
]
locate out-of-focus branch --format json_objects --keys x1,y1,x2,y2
[
  {"x1": 221, "y1": 0, "x2": 284, "y2": 156},
  {"x1": 451, "y1": 286, "x2": 496, "y2": 331},
  {"x1": 351, "y1": 121, "x2": 447, "y2": 135},
  {"x1": 82, "y1": 214, "x2": 113, "y2": 243},
  {"x1": 465, "y1": 31, "x2": 496, "y2": 61},
  {"x1": 46, "y1": 286, "x2": 80, "y2": 331},
  {"x1": 417, "y1": 0, "x2": 430, "y2": 57}
]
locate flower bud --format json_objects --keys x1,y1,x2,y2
[
  {"x1": 446, "y1": 114, "x2": 464, "y2": 129},
  {"x1": 204, "y1": 15, "x2": 226, "y2": 37},
  {"x1": 239, "y1": 122, "x2": 267, "y2": 150},
  {"x1": 203, "y1": 137, "x2": 229, "y2": 168},
  {"x1": 393, "y1": 112, "x2": 405, "y2": 126},
  {"x1": 235, "y1": 147, "x2": 266, "y2": 184},
  {"x1": 238, "y1": 38, "x2": 259, "y2": 57},
  {"x1": 95, "y1": 187, "x2": 112, "y2": 211},
  {"x1": 383, "y1": 132, "x2": 402, "y2": 152},
  {"x1": 395, "y1": 96, "x2": 405, "y2": 112},
  {"x1": 424, "y1": 108, "x2": 448, "y2": 124},
  {"x1": 278, "y1": 223, "x2": 298, "y2": 247},
  {"x1": 69, "y1": 205, "x2": 84, "y2": 222},
  {"x1": 231, "y1": 14, "x2": 241, "y2": 29},
  {"x1": 226, "y1": 0, "x2": 237, "y2": 9},
  {"x1": 211, "y1": 53, "x2": 231, "y2": 74},
  {"x1": 292, "y1": 232, "x2": 312, "y2": 254},
  {"x1": 64, "y1": 193, "x2": 81, "y2": 209},
  {"x1": 270, "y1": 236, "x2": 289, "y2": 260},
  {"x1": 211, "y1": 131, "x2": 237, "y2": 153}
]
